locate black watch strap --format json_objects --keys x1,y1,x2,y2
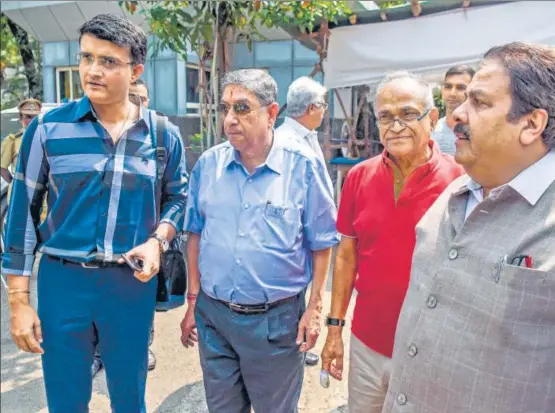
[{"x1": 326, "y1": 317, "x2": 345, "y2": 327}]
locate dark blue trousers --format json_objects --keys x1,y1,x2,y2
[
  {"x1": 38, "y1": 255, "x2": 156, "y2": 413},
  {"x1": 195, "y1": 290, "x2": 306, "y2": 413}
]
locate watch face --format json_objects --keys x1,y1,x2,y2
[{"x1": 161, "y1": 240, "x2": 170, "y2": 252}]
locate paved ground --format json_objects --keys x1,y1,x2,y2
[{"x1": 1, "y1": 257, "x2": 355, "y2": 413}]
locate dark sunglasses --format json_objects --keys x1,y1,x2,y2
[
  {"x1": 20, "y1": 114, "x2": 37, "y2": 121},
  {"x1": 217, "y1": 102, "x2": 267, "y2": 117}
]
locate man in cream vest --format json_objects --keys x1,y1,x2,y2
[{"x1": 383, "y1": 42, "x2": 555, "y2": 413}]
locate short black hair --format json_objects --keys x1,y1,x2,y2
[
  {"x1": 133, "y1": 78, "x2": 149, "y2": 94},
  {"x1": 79, "y1": 14, "x2": 147, "y2": 65},
  {"x1": 484, "y1": 42, "x2": 555, "y2": 149},
  {"x1": 444, "y1": 65, "x2": 476, "y2": 81}
]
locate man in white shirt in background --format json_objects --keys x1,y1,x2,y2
[
  {"x1": 432, "y1": 65, "x2": 475, "y2": 155},
  {"x1": 275, "y1": 76, "x2": 332, "y2": 366}
]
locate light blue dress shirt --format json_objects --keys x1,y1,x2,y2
[
  {"x1": 185, "y1": 136, "x2": 339, "y2": 304},
  {"x1": 431, "y1": 117, "x2": 457, "y2": 155}
]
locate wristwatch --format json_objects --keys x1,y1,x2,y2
[
  {"x1": 326, "y1": 316, "x2": 346, "y2": 327},
  {"x1": 149, "y1": 234, "x2": 169, "y2": 253}
]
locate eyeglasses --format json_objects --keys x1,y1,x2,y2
[
  {"x1": 217, "y1": 102, "x2": 268, "y2": 117},
  {"x1": 377, "y1": 107, "x2": 431, "y2": 128},
  {"x1": 76, "y1": 52, "x2": 134, "y2": 71},
  {"x1": 314, "y1": 102, "x2": 328, "y2": 111},
  {"x1": 19, "y1": 114, "x2": 36, "y2": 121}
]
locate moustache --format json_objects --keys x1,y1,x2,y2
[{"x1": 453, "y1": 123, "x2": 471, "y2": 140}]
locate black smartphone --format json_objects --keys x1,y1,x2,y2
[{"x1": 121, "y1": 254, "x2": 144, "y2": 272}]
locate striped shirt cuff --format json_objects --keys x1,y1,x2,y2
[
  {"x1": 1, "y1": 253, "x2": 35, "y2": 277},
  {"x1": 160, "y1": 218, "x2": 180, "y2": 232}
]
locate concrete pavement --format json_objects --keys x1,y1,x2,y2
[{"x1": 1, "y1": 258, "x2": 354, "y2": 413}]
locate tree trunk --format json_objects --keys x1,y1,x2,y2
[{"x1": 4, "y1": 15, "x2": 42, "y2": 99}]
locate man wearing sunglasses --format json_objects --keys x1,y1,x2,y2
[
  {"x1": 2, "y1": 14, "x2": 188, "y2": 413},
  {"x1": 321, "y1": 71, "x2": 464, "y2": 413},
  {"x1": 1, "y1": 99, "x2": 41, "y2": 186},
  {"x1": 182, "y1": 69, "x2": 338, "y2": 412}
]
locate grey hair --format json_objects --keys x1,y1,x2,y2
[
  {"x1": 286, "y1": 77, "x2": 328, "y2": 117},
  {"x1": 484, "y1": 42, "x2": 555, "y2": 149},
  {"x1": 221, "y1": 69, "x2": 277, "y2": 106},
  {"x1": 374, "y1": 70, "x2": 434, "y2": 114}
]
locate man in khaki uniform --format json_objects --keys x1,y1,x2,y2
[{"x1": 1, "y1": 99, "x2": 42, "y2": 185}]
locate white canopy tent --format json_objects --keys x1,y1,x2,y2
[{"x1": 323, "y1": 1, "x2": 555, "y2": 89}]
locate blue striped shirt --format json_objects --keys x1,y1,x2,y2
[
  {"x1": 1, "y1": 97, "x2": 188, "y2": 276},
  {"x1": 185, "y1": 137, "x2": 339, "y2": 304}
]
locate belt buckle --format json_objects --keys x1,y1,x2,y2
[
  {"x1": 229, "y1": 303, "x2": 245, "y2": 313},
  {"x1": 229, "y1": 302, "x2": 269, "y2": 315},
  {"x1": 81, "y1": 261, "x2": 100, "y2": 269}
]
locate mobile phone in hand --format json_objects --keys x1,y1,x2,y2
[
  {"x1": 122, "y1": 254, "x2": 144, "y2": 272},
  {"x1": 320, "y1": 370, "x2": 330, "y2": 389}
]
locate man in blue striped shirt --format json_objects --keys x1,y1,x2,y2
[{"x1": 2, "y1": 14, "x2": 187, "y2": 413}]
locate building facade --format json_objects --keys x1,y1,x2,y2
[{"x1": 3, "y1": 1, "x2": 322, "y2": 119}]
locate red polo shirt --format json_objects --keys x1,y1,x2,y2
[{"x1": 337, "y1": 141, "x2": 464, "y2": 357}]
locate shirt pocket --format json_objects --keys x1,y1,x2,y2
[
  {"x1": 499, "y1": 263, "x2": 552, "y2": 287},
  {"x1": 259, "y1": 204, "x2": 301, "y2": 250}
]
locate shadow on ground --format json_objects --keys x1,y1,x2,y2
[{"x1": 154, "y1": 380, "x2": 208, "y2": 413}]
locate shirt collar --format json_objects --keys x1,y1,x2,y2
[
  {"x1": 283, "y1": 116, "x2": 312, "y2": 138},
  {"x1": 223, "y1": 134, "x2": 283, "y2": 175},
  {"x1": 456, "y1": 150, "x2": 555, "y2": 205},
  {"x1": 72, "y1": 95, "x2": 150, "y2": 131}
]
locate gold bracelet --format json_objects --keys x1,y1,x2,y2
[{"x1": 7, "y1": 289, "x2": 30, "y2": 295}]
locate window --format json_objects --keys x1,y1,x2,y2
[
  {"x1": 56, "y1": 67, "x2": 84, "y2": 103},
  {"x1": 186, "y1": 64, "x2": 211, "y2": 114}
]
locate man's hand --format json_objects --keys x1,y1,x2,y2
[
  {"x1": 296, "y1": 304, "x2": 322, "y2": 352},
  {"x1": 1, "y1": 167, "x2": 13, "y2": 184},
  {"x1": 10, "y1": 302, "x2": 44, "y2": 354},
  {"x1": 320, "y1": 328, "x2": 344, "y2": 380},
  {"x1": 180, "y1": 301, "x2": 198, "y2": 348},
  {"x1": 119, "y1": 238, "x2": 160, "y2": 282}
]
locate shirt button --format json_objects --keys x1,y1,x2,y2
[
  {"x1": 407, "y1": 344, "x2": 418, "y2": 357},
  {"x1": 427, "y1": 295, "x2": 438, "y2": 308},
  {"x1": 244, "y1": 203, "x2": 250, "y2": 209},
  {"x1": 396, "y1": 392, "x2": 407, "y2": 405},
  {"x1": 238, "y1": 232, "x2": 245, "y2": 238},
  {"x1": 235, "y1": 259, "x2": 241, "y2": 265},
  {"x1": 247, "y1": 178, "x2": 253, "y2": 184},
  {"x1": 448, "y1": 248, "x2": 458, "y2": 260}
]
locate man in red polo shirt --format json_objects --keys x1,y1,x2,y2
[{"x1": 321, "y1": 71, "x2": 464, "y2": 413}]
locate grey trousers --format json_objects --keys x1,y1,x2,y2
[{"x1": 195, "y1": 290, "x2": 306, "y2": 413}]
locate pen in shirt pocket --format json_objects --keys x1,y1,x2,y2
[
  {"x1": 265, "y1": 200, "x2": 272, "y2": 212},
  {"x1": 510, "y1": 254, "x2": 533, "y2": 269}
]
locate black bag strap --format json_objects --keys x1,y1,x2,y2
[{"x1": 153, "y1": 112, "x2": 168, "y2": 226}]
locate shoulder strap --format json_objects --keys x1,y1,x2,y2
[{"x1": 153, "y1": 111, "x2": 168, "y2": 225}]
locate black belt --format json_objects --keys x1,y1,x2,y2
[
  {"x1": 47, "y1": 255, "x2": 124, "y2": 269},
  {"x1": 214, "y1": 293, "x2": 299, "y2": 315}
]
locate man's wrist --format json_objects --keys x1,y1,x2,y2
[
  {"x1": 307, "y1": 297, "x2": 323, "y2": 311},
  {"x1": 8, "y1": 295, "x2": 31, "y2": 307},
  {"x1": 327, "y1": 325, "x2": 343, "y2": 335}
]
